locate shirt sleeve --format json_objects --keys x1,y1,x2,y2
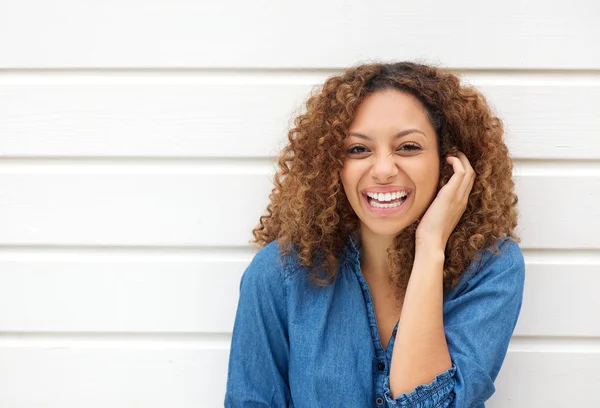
[
  {"x1": 224, "y1": 242, "x2": 292, "y2": 407},
  {"x1": 383, "y1": 238, "x2": 526, "y2": 408}
]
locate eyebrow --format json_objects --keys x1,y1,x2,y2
[{"x1": 348, "y1": 129, "x2": 426, "y2": 140}]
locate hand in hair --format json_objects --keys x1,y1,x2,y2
[{"x1": 415, "y1": 151, "x2": 476, "y2": 252}]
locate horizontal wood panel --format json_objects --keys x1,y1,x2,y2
[
  {"x1": 477, "y1": 82, "x2": 600, "y2": 160},
  {"x1": 514, "y1": 263, "x2": 600, "y2": 337},
  {"x1": 0, "y1": 173, "x2": 271, "y2": 247},
  {"x1": 0, "y1": 173, "x2": 597, "y2": 248},
  {"x1": 489, "y1": 350, "x2": 600, "y2": 407},
  {"x1": 0, "y1": 261, "x2": 246, "y2": 333},
  {"x1": 0, "y1": 346, "x2": 229, "y2": 407},
  {"x1": 0, "y1": 1, "x2": 597, "y2": 69},
  {"x1": 0, "y1": 261, "x2": 597, "y2": 337},
  {"x1": 515, "y1": 174, "x2": 600, "y2": 248},
  {"x1": 0, "y1": 170, "x2": 593, "y2": 248},
  {"x1": 0, "y1": 81, "x2": 300, "y2": 158},
  {"x1": 0, "y1": 345, "x2": 596, "y2": 407},
  {"x1": 1, "y1": 78, "x2": 599, "y2": 159}
]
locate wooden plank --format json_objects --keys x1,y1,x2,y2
[
  {"x1": 514, "y1": 263, "x2": 600, "y2": 337},
  {"x1": 0, "y1": 346, "x2": 230, "y2": 407},
  {"x1": 489, "y1": 350, "x2": 600, "y2": 407},
  {"x1": 0, "y1": 81, "x2": 302, "y2": 158},
  {"x1": 478, "y1": 81, "x2": 600, "y2": 159},
  {"x1": 0, "y1": 1, "x2": 598, "y2": 68},
  {"x1": 0, "y1": 344, "x2": 596, "y2": 407},
  {"x1": 0, "y1": 172, "x2": 597, "y2": 248},
  {"x1": 0, "y1": 173, "x2": 272, "y2": 247},
  {"x1": 0, "y1": 261, "x2": 598, "y2": 337},
  {"x1": 515, "y1": 174, "x2": 600, "y2": 248},
  {"x1": 0, "y1": 261, "x2": 247, "y2": 333},
  {"x1": 1, "y1": 78, "x2": 599, "y2": 159}
]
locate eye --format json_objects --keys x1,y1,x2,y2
[
  {"x1": 398, "y1": 143, "x2": 422, "y2": 152},
  {"x1": 347, "y1": 145, "x2": 369, "y2": 155}
]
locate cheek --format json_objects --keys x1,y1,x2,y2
[
  {"x1": 340, "y1": 163, "x2": 359, "y2": 189},
  {"x1": 408, "y1": 160, "x2": 440, "y2": 195},
  {"x1": 339, "y1": 168, "x2": 354, "y2": 201},
  {"x1": 339, "y1": 167, "x2": 349, "y2": 189}
]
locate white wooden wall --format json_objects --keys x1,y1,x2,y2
[{"x1": 0, "y1": 1, "x2": 599, "y2": 406}]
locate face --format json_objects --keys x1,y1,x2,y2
[{"x1": 340, "y1": 89, "x2": 440, "y2": 239}]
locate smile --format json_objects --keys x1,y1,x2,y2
[
  {"x1": 365, "y1": 191, "x2": 408, "y2": 202},
  {"x1": 362, "y1": 192, "x2": 410, "y2": 215}
]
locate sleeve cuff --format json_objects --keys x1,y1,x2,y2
[{"x1": 383, "y1": 366, "x2": 456, "y2": 408}]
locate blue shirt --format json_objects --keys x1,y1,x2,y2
[{"x1": 224, "y1": 234, "x2": 525, "y2": 407}]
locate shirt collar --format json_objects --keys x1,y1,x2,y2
[{"x1": 342, "y1": 232, "x2": 362, "y2": 267}]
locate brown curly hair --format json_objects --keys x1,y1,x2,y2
[{"x1": 252, "y1": 61, "x2": 519, "y2": 299}]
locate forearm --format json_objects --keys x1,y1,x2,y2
[{"x1": 389, "y1": 247, "x2": 452, "y2": 398}]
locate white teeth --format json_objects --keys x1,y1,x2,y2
[
  {"x1": 366, "y1": 191, "x2": 408, "y2": 202},
  {"x1": 370, "y1": 200, "x2": 403, "y2": 209}
]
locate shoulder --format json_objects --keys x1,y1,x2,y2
[
  {"x1": 477, "y1": 237, "x2": 524, "y2": 275},
  {"x1": 449, "y1": 237, "x2": 525, "y2": 298},
  {"x1": 241, "y1": 239, "x2": 302, "y2": 290}
]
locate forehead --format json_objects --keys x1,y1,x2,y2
[{"x1": 348, "y1": 89, "x2": 433, "y2": 134}]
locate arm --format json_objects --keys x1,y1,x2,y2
[
  {"x1": 384, "y1": 238, "x2": 525, "y2": 407},
  {"x1": 385, "y1": 152, "x2": 523, "y2": 407},
  {"x1": 388, "y1": 152, "x2": 472, "y2": 401},
  {"x1": 224, "y1": 242, "x2": 291, "y2": 407},
  {"x1": 389, "y1": 246, "x2": 452, "y2": 398}
]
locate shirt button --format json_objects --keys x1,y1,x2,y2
[
  {"x1": 377, "y1": 361, "x2": 385, "y2": 371},
  {"x1": 376, "y1": 396, "x2": 384, "y2": 406},
  {"x1": 392, "y1": 328, "x2": 397, "y2": 337}
]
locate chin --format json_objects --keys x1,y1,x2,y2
[{"x1": 361, "y1": 219, "x2": 413, "y2": 238}]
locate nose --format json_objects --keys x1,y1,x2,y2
[{"x1": 371, "y1": 153, "x2": 399, "y2": 182}]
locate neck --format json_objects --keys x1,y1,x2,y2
[{"x1": 359, "y1": 227, "x2": 396, "y2": 279}]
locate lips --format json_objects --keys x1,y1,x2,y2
[
  {"x1": 365, "y1": 191, "x2": 408, "y2": 203},
  {"x1": 365, "y1": 193, "x2": 408, "y2": 205},
  {"x1": 361, "y1": 186, "x2": 412, "y2": 194},
  {"x1": 361, "y1": 191, "x2": 411, "y2": 215}
]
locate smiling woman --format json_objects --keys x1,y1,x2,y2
[
  {"x1": 225, "y1": 62, "x2": 524, "y2": 408},
  {"x1": 341, "y1": 91, "x2": 441, "y2": 240}
]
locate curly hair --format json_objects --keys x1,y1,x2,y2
[{"x1": 251, "y1": 61, "x2": 519, "y2": 299}]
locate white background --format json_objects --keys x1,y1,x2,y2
[{"x1": 0, "y1": 1, "x2": 599, "y2": 406}]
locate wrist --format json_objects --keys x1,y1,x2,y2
[
  {"x1": 415, "y1": 233, "x2": 446, "y2": 250},
  {"x1": 414, "y1": 245, "x2": 445, "y2": 263}
]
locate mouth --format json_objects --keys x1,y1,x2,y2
[{"x1": 361, "y1": 191, "x2": 410, "y2": 215}]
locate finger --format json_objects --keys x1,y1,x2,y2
[
  {"x1": 454, "y1": 152, "x2": 476, "y2": 199},
  {"x1": 442, "y1": 155, "x2": 467, "y2": 196}
]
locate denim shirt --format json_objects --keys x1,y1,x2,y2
[{"x1": 224, "y1": 234, "x2": 525, "y2": 407}]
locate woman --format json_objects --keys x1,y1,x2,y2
[{"x1": 224, "y1": 62, "x2": 525, "y2": 407}]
